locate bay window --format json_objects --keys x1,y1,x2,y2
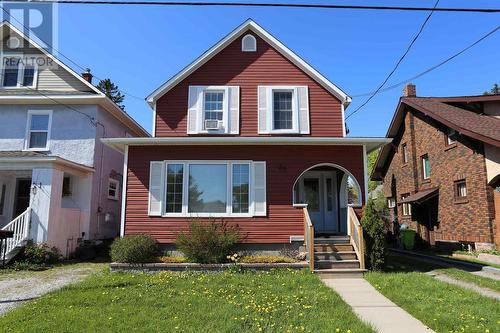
[{"x1": 150, "y1": 160, "x2": 265, "y2": 217}]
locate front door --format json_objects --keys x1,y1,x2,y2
[
  {"x1": 14, "y1": 178, "x2": 31, "y2": 218},
  {"x1": 298, "y1": 171, "x2": 338, "y2": 234}
]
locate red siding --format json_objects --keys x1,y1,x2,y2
[
  {"x1": 155, "y1": 31, "x2": 344, "y2": 137},
  {"x1": 125, "y1": 145, "x2": 365, "y2": 244}
]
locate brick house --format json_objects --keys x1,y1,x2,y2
[
  {"x1": 372, "y1": 84, "x2": 500, "y2": 249},
  {"x1": 103, "y1": 20, "x2": 389, "y2": 274}
]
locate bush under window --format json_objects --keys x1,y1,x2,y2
[
  {"x1": 175, "y1": 220, "x2": 242, "y2": 264},
  {"x1": 110, "y1": 235, "x2": 158, "y2": 263}
]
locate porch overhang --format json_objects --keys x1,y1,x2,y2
[
  {"x1": 400, "y1": 187, "x2": 439, "y2": 204},
  {"x1": 0, "y1": 152, "x2": 94, "y2": 175},
  {"x1": 101, "y1": 137, "x2": 392, "y2": 154}
]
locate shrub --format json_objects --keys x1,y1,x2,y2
[
  {"x1": 240, "y1": 255, "x2": 297, "y2": 264},
  {"x1": 110, "y1": 235, "x2": 158, "y2": 263},
  {"x1": 175, "y1": 220, "x2": 242, "y2": 264},
  {"x1": 361, "y1": 198, "x2": 387, "y2": 270}
]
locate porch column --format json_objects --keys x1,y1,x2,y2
[{"x1": 29, "y1": 168, "x2": 64, "y2": 243}]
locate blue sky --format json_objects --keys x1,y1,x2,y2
[{"x1": 53, "y1": 0, "x2": 499, "y2": 136}]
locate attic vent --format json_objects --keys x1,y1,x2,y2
[{"x1": 242, "y1": 34, "x2": 257, "y2": 52}]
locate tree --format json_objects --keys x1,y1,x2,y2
[
  {"x1": 483, "y1": 83, "x2": 499, "y2": 95},
  {"x1": 367, "y1": 150, "x2": 380, "y2": 193},
  {"x1": 97, "y1": 78, "x2": 125, "y2": 110}
]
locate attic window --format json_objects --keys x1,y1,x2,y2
[{"x1": 242, "y1": 34, "x2": 257, "y2": 52}]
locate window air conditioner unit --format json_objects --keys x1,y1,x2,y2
[{"x1": 205, "y1": 119, "x2": 221, "y2": 130}]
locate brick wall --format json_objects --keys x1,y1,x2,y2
[{"x1": 383, "y1": 106, "x2": 496, "y2": 245}]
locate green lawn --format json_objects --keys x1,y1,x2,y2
[
  {"x1": 437, "y1": 268, "x2": 500, "y2": 293},
  {"x1": 0, "y1": 269, "x2": 373, "y2": 333},
  {"x1": 366, "y1": 255, "x2": 500, "y2": 333}
]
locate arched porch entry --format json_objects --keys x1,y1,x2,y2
[{"x1": 292, "y1": 163, "x2": 362, "y2": 236}]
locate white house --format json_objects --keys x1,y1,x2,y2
[{"x1": 0, "y1": 21, "x2": 149, "y2": 259}]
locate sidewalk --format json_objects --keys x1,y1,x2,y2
[{"x1": 322, "y1": 278, "x2": 434, "y2": 333}]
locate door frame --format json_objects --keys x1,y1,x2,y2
[{"x1": 297, "y1": 170, "x2": 338, "y2": 234}]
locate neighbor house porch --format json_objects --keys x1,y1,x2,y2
[{"x1": 0, "y1": 152, "x2": 94, "y2": 260}]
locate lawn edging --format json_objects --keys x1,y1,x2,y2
[
  {"x1": 389, "y1": 248, "x2": 485, "y2": 269},
  {"x1": 110, "y1": 262, "x2": 308, "y2": 272}
]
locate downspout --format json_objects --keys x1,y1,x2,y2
[{"x1": 95, "y1": 121, "x2": 106, "y2": 239}]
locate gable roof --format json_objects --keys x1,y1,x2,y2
[
  {"x1": 372, "y1": 94, "x2": 500, "y2": 181},
  {"x1": 0, "y1": 21, "x2": 149, "y2": 137},
  {"x1": 146, "y1": 19, "x2": 351, "y2": 107}
]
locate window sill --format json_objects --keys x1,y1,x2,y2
[
  {"x1": 23, "y1": 148, "x2": 50, "y2": 152},
  {"x1": 108, "y1": 197, "x2": 119, "y2": 201},
  {"x1": 444, "y1": 143, "x2": 457, "y2": 151},
  {"x1": 421, "y1": 178, "x2": 431, "y2": 184},
  {"x1": 454, "y1": 197, "x2": 469, "y2": 204},
  {"x1": 401, "y1": 163, "x2": 408, "y2": 168}
]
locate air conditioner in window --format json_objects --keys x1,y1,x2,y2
[{"x1": 205, "y1": 119, "x2": 221, "y2": 130}]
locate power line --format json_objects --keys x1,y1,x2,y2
[
  {"x1": 0, "y1": 6, "x2": 144, "y2": 102},
  {"x1": 3, "y1": 0, "x2": 500, "y2": 13},
  {"x1": 350, "y1": 25, "x2": 500, "y2": 98},
  {"x1": 345, "y1": 0, "x2": 440, "y2": 120}
]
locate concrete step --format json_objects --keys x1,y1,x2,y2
[
  {"x1": 314, "y1": 236, "x2": 350, "y2": 244},
  {"x1": 314, "y1": 244, "x2": 354, "y2": 252},
  {"x1": 314, "y1": 251, "x2": 357, "y2": 261},
  {"x1": 316, "y1": 259, "x2": 360, "y2": 269},
  {"x1": 314, "y1": 268, "x2": 367, "y2": 279}
]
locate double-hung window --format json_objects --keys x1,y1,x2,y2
[
  {"x1": 203, "y1": 90, "x2": 224, "y2": 130},
  {"x1": 273, "y1": 90, "x2": 294, "y2": 130},
  {"x1": 150, "y1": 161, "x2": 264, "y2": 217},
  {"x1": 1, "y1": 56, "x2": 37, "y2": 88},
  {"x1": 25, "y1": 110, "x2": 52, "y2": 150},
  {"x1": 108, "y1": 179, "x2": 120, "y2": 200},
  {"x1": 454, "y1": 179, "x2": 467, "y2": 198},
  {"x1": 446, "y1": 128, "x2": 458, "y2": 145}
]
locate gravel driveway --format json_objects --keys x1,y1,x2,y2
[{"x1": 0, "y1": 263, "x2": 104, "y2": 316}]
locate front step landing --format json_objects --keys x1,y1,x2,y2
[{"x1": 315, "y1": 268, "x2": 367, "y2": 279}]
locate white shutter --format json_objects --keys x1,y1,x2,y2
[
  {"x1": 297, "y1": 86, "x2": 310, "y2": 134},
  {"x1": 148, "y1": 161, "x2": 164, "y2": 216},
  {"x1": 258, "y1": 86, "x2": 269, "y2": 134},
  {"x1": 187, "y1": 86, "x2": 201, "y2": 134},
  {"x1": 228, "y1": 86, "x2": 240, "y2": 134},
  {"x1": 253, "y1": 161, "x2": 267, "y2": 216}
]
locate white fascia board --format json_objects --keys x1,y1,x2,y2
[
  {"x1": 0, "y1": 156, "x2": 95, "y2": 174},
  {"x1": 101, "y1": 136, "x2": 392, "y2": 153},
  {"x1": 146, "y1": 19, "x2": 351, "y2": 107}
]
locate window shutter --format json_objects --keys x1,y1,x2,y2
[
  {"x1": 148, "y1": 161, "x2": 164, "y2": 216},
  {"x1": 228, "y1": 86, "x2": 240, "y2": 134},
  {"x1": 258, "y1": 86, "x2": 269, "y2": 134},
  {"x1": 187, "y1": 86, "x2": 201, "y2": 134},
  {"x1": 252, "y1": 161, "x2": 267, "y2": 216},
  {"x1": 297, "y1": 86, "x2": 310, "y2": 134}
]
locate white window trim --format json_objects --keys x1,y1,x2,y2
[
  {"x1": 401, "y1": 194, "x2": 412, "y2": 216},
  {"x1": 268, "y1": 86, "x2": 299, "y2": 134},
  {"x1": 241, "y1": 34, "x2": 257, "y2": 52},
  {"x1": 0, "y1": 55, "x2": 38, "y2": 89},
  {"x1": 161, "y1": 160, "x2": 254, "y2": 218},
  {"x1": 447, "y1": 128, "x2": 457, "y2": 145},
  {"x1": 24, "y1": 110, "x2": 52, "y2": 151},
  {"x1": 197, "y1": 86, "x2": 229, "y2": 134},
  {"x1": 387, "y1": 197, "x2": 396, "y2": 208},
  {"x1": 108, "y1": 178, "x2": 120, "y2": 201}
]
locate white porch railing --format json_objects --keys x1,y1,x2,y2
[
  {"x1": 348, "y1": 206, "x2": 365, "y2": 270},
  {"x1": 1, "y1": 208, "x2": 31, "y2": 259}
]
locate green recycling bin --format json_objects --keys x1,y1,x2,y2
[{"x1": 401, "y1": 229, "x2": 416, "y2": 250}]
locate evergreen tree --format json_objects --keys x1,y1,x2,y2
[
  {"x1": 361, "y1": 197, "x2": 387, "y2": 270},
  {"x1": 97, "y1": 78, "x2": 125, "y2": 110},
  {"x1": 483, "y1": 83, "x2": 499, "y2": 95}
]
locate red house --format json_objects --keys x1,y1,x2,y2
[{"x1": 103, "y1": 20, "x2": 389, "y2": 273}]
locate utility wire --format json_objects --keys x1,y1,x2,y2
[
  {"x1": 350, "y1": 25, "x2": 499, "y2": 98},
  {"x1": 345, "y1": 0, "x2": 440, "y2": 120},
  {"x1": 3, "y1": 0, "x2": 500, "y2": 13},
  {"x1": 0, "y1": 6, "x2": 144, "y2": 102}
]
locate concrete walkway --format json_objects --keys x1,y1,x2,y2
[
  {"x1": 427, "y1": 271, "x2": 500, "y2": 300},
  {"x1": 322, "y1": 278, "x2": 434, "y2": 333}
]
